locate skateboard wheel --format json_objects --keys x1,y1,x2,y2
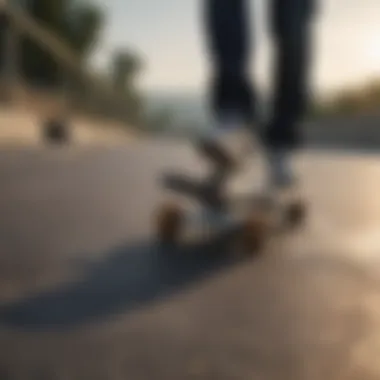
[
  {"x1": 285, "y1": 201, "x2": 306, "y2": 227},
  {"x1": 155, "y1": 202, "x2": 184, "y2": 245},
  {"x1": 239, "y1": 213, "x2": 270, "y2": 255}
]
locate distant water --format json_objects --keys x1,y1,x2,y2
[
  {"x1": 143, "y1": 91, "x2": 211, "y2": 131},
  {"x1": 143, "y1": 90, "x2": 270, "y2": 134}
]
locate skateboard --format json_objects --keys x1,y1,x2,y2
[{"x1": 154, "y1": 161, "x2": 306, "y2": 255}]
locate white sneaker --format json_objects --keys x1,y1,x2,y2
[
  {"x1": 267, "y1": 148, "x2": 296, "y2": 190},
  {"x1": 198, "y1": 114, "x2": 254, "y2": 171},
  {"x1": 255, "y1": 149, "x2": 301, "y2": 224}
]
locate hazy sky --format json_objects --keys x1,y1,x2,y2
[{"x1": 92, "y1": 0, "x2": 380, "y2": 95}]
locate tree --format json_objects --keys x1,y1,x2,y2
[
  {"x1": 110, "y1": 49, "x2": 144, "y2": 126},
  {"x1": 145, "y1": 107, "x2": 176, "y2": 134},
  {"x1": 0, "y1": 0, "x2": 105, "y2": 86},
  {"x1": 307, "y1": 79, "x2": 380, "y2": 119},
  {"x1": 111, "y1": 50, "x2": 143, "y2": 93}
]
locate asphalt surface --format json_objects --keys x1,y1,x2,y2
[{"x1": 0, "y1": 141, "x2": 380, "y2": 379}]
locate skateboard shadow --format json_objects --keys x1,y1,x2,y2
[{"x1": 0, "y1": 232, "x2": 252, "y2": 331}]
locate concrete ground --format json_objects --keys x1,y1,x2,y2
[{"x1": 0, "y1": 140, "x2": 380, "y2": 379}]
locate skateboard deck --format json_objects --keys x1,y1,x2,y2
[{"x1": 155, "y1": 172, "x2": 306, "y2": 255}]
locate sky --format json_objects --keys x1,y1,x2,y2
[{"x1": 92, "y1": 0, "x2": 380, "y2": 96}]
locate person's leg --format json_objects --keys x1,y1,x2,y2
[
  {"x1": 266, "y1": 0, "x2": 317, "y2": 187},
  {"x1": 200, "y1": 0, "x2": 256, "y2": 170},
  {"x1": 204, "y1": 0, "x2": 254, "y2": 123}
]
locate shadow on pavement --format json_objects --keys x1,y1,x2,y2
[{"x1": 0, "y1": 232, "x2": 253, "y2": 331}]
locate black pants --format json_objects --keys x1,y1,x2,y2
[{"x1": 204, "y1": 0, "x2": 316, "y2": 149}]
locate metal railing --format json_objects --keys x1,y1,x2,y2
[{"x1": 0, "y1": 0, "x2": 129, "y2": 124}]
